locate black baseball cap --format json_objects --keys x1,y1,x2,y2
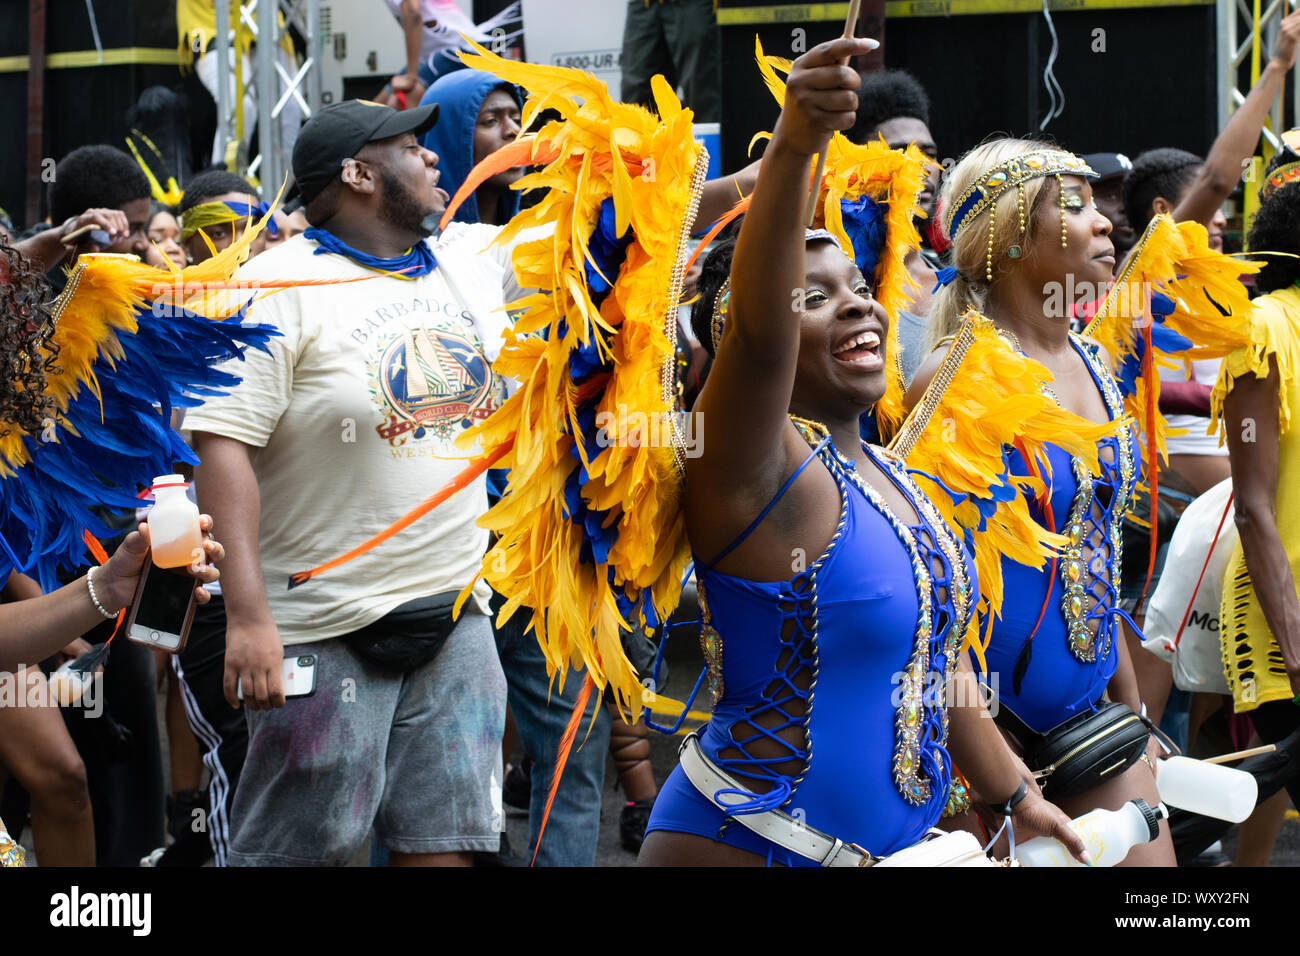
[
  {"x1": 1081, "y1": 152, "x2": 1133, "y2": 182},
  {"x1": 292, "y1": 100, "x2": 440, "y2": 205}
]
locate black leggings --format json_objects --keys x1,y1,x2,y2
[{"x1": 1248, "y1": 698, "x2": 1300, "y2": 809}]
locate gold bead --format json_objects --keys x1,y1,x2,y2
[{"x1": 1057, "y1": 173, "x2": 1068, "y2": 248}]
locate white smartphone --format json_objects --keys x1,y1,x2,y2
[
  {"x1": 126, "y1": 557, "x2": 198, "y2": 653},
  {"x1": 237, "y1": 654, "x2": 318, "y2": 700}
]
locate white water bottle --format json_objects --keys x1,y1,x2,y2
[
  {"x1": 147, "y1": 474, "x2": 204, "y2": 569},
  {"x1": 1155, "y1": 756, "x2": 1257, "y2": 823},
  {"x1": 1017, "y1": 798, "x2": 1163, "y2": 867}
]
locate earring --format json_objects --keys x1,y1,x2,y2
[
  {"x1": 710, "y1": 278, "x2": 731, "y2": 354},
  {"x1": 985, "y1": 202, "x2": 997, "y2": 283},
  {"x1": 1007, "y1": 245, "x2": 1022, "y2": 259},
  {"x1": 1057, "y1": 173, "x2": 1067, "y2": 248}
]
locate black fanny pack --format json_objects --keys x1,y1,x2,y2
[
  {"x1": 995, "y1": 700, "x2": 1160, "y2": 800},
  {"x1": 342, "y1": 592, "x2": 461, "y2": 671}
]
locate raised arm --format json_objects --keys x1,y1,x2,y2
[
  {"x1": 1224, "y1": 359, "x2": 1300, "y2": 696},
  {"x1": 193, "y1": 432, "x2": 286, "y2": 710},
  {"x1": 691, "y1": 159, "x2": 760, "y2": 237},
  {"x1": 693, "y1": 38, "x2": 870, "y2": 489},
  {"x1": 1173, "y1": 11, "x2": 1300, "y2": 227}
]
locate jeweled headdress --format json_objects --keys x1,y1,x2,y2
[
  {"x1": 1262, "y1": 160, "x2": 1300, "y2": 201},
  {"x1": 944, "y1": 150, "x2": 1095, "y2": 282}
]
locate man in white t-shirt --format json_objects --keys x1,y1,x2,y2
[{"x1": 186, "y1": 100, "x2": 510, "y2": 866}]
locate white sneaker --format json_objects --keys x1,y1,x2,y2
[{"x1": 139, "y1": 846, "x2": 165, "y2": 867}]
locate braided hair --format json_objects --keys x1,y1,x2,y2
[
  {"x1": 1121, "y1": 148, "x2": 1200, "y2": 233},
  {"x1": 0, "y1": 236, "x2": 57, "y2": 437}
]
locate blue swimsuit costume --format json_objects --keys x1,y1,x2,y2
[
  {"x1": 646, "y1": 423, "x2": 977, "y2": 865},
  {"x1": 982, "y1": 334, "x2": 1141, "y2": 734}
]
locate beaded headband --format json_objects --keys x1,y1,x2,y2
[
  {"x1": 709, "y1": 229, "x2": 839, "y2": 354},
  {"x1": 1262, "y1": 160, "x2": 1300, "y2": 201},
  {"x1": 943, "y1": 150, "x2": 1096, "y2": 283}
]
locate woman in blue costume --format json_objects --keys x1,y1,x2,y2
[
  {"x1": 638, "y1": 40, "x2": 1086, "y2": 867},
  {"x1": 911, "y1": 139, "x2": 1176, "y2": 866}
]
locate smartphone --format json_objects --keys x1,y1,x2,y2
[
  {"x1": 237, "y1": 654, "x2": 318, "y2": 701},
  {"x1": 126, "y1": 556, "x2": 198, "y2": 654}
]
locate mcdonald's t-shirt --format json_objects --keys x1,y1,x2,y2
[{"x1": 185, "y1": 224, "x2": 524, "y2": 644}]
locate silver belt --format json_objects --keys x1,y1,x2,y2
[{"x1": 677, "y1": 734, "x2": 877, "y2": 867}]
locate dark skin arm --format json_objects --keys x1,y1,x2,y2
[
  {"x1": 1172, "y1": 11, "x2": 1300, "y2": 228},
  {"x1": 193, "y1": 432, "x2": 286, "y2": 711},
  {"x1": 0, "y1": 520, "x2": 221, "y2": 674},
  {"x1": 685, "y1": 38, "x2": 867, "y2": 572},
  {"x1": 690, "y1": 160, "x2": 761, "y2": 238},
  {"x1": 14, "y1": 208, "x2": 130, "y2": 274},
  {"x1": 947, "y1": 654, "x2": 1090, "y2": 861},
  {"x1": 1224, "y1": 359, "x2": 1300, "y2": 695}
]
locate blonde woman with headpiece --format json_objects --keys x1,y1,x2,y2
[{"x1": 910, "y1": 140, "x2": 1176, "y2": 866}]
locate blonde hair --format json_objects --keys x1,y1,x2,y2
[{"x1": 927, "y1": 138, "x2": 1057, "y2": 349}]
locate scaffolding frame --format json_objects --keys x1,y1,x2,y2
[
  {"x1": 1219, "y1": 0, "x2": 1300, "y2": 226},
  {"x1": 211, "y1": 0, "x2": 323, "y2": 190}
]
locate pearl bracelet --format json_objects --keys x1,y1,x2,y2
[{"x1": 86, "y1": 567, "x2": 118, "y2": 619}]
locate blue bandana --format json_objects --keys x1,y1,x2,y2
[
  {"x1": 303, "y1": 227, "x2": 437, "y2": 278},
  {"x1": 223, "y1": 201, "x2": 278, "y2": 237}
]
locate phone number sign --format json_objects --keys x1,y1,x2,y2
[{"x1": 550, "y1": 49, "x2": 622, "y2": 72}]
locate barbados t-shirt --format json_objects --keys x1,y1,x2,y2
[{"x1": 184, "y1": 224, "x2": 520, "y2": 644}]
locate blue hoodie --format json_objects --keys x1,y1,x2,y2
[{"x1": 418, "y1": 69, "x2": 524, "y2": 225}]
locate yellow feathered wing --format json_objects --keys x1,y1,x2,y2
[
  {"x1": 888, "y1": 312, "x2": 1122, "y2": 665},
  {"x1": 447, "y1": 41, "x2": 703, "y2": 720},
  {"x1": 1084, "y1": 213, "x2": 1260, "y2": 471}
]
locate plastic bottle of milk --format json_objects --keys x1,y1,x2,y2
[
  {"x1": 148, "y1": 474, "x2": 204, "y2": 568},
  {"x1": 1155, "y1": 756, "x2": 1258, "y2": 823},
  {"x1": 1017, "y1": 798, "x2": 1163, "y2": 867}
]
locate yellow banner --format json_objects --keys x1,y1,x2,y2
[
  {"x1": 717, "y1": 0, "x2": 1210, "y2": 24},
  {"x1": 0, "y1": 47, "x2": 181, "y2": 74}
]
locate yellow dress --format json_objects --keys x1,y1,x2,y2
[{"x1": 1213, "y1": 284, "x2": 1300, "y2": 712}]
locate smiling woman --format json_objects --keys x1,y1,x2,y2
[{"x1": 638, "y1": 43, "x2": 1086, "y2": 868}]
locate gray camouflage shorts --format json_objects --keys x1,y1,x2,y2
[{"x1": 226, "y1": 609, "x2": 506, "y2": 866}]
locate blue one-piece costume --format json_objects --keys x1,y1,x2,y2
[
  {"x1": 646, "y1": 424, "x2": 976, "y2": 865},
  {"x1": 982, "y1": 334, "x2": 1141, "y2": 733}
]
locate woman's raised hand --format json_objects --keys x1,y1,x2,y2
[{"x1": 776, "y1": 37, "x2": 877, "y2": 157}]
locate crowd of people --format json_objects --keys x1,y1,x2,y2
[{"x1": 2, "y1": 3, "x2": 1300, "y2": 870}]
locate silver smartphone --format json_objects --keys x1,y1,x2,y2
[{"x1": 236, "y1": 654, "x2": 318, "y2": 700}]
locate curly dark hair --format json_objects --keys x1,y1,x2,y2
[
  {"x1": 1247, "y1": 151, "x2": 1300, "y2": 293},
  {"x1": 848, "y1": 70, "x2": 931, "y2": 145},
  {"x1": 49, "y1": 145, "x2": 150, "y2": 226},
  {"x1": 0, "y1": 235, "x2": 57, "y2": 437},
  {"x1": 1122, "y1": 147, "x2": 1201, "y2": 234}
]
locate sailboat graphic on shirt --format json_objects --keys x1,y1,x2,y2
[{"x1": 371, "y1": 323, "x2": 494, "y2": 442}]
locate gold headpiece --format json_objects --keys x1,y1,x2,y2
[{"x1": 943, "y1": 150, "x2": 1096, "y2": 282}]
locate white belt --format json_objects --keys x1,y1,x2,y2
[{"x1": 677, "y1": 734, "x2": 877, "y2": 867}]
